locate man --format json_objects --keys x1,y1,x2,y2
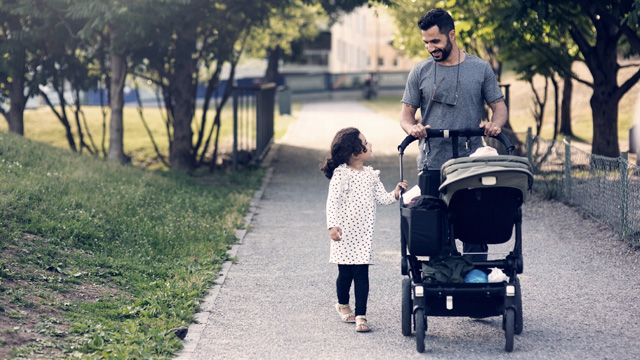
[{"x1": 400, "y1": 8, "x2": 508, "y2": 261}]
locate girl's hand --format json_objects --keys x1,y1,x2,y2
[
  {"x1": 329, "y1": 227, "x2": 342, "y2": 241},
  {"x1": 394, "y1": 180, "x2": 409, "y2": 199}
]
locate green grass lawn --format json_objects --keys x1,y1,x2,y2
[{"x1": 1, "y1": 102, "x2": 296, "y2": 170}]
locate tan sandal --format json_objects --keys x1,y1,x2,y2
[
  {"x1": 355, "y1": 315, "x2": 371, "y2": 332},
  {"x1": 335, "y1": 303, "x2": 356, "y2": 323}
]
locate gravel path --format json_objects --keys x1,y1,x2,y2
[{"x1": 176, "y1": 101, "x2": 640, "y2": 360}]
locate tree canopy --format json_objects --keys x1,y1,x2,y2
[
  {"x1": 390, "y1": 0, "x2": 640, "y2": 156},
  {"x1": 3, "y1": 0, "x2": 639, "y2": 165}
]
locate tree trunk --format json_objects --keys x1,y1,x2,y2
[
  {"x1": 586, "y1": 48, "x2": 620, "y2": 157},
  {"x1": 73, "y1": 87, "x2": 86, "y2": 154},
  {"x1": 8, "y1": 76, "x2": 25, "y2": 135},
  {"x1": 195, "y1": 62, "x2": 222, "y2": 158},
  {"x1": 264, "y1": 46, "x2": 282, "y2": 84},
  {"x1": 590, "y1": 86, "x2": 620, "y2": 157},
  {"x1": 107, "y1": 40, "x2": 127, "y2": 163},
  {"x1": 569, "y1": 9, "x2": 620, "y2": 157},
  {"x1": 7, "y1": 46, "x2": 26, "y2": 135},
  {"x1": 530, "y1": 77, "x2": 547, "y2": 136},
  {"x1": 560, "y1": 76, "x2": 573, "y2": 137},
  {"x1": 41, "y1": 86, "x2": 77, "y2": 152},
  {"x1": 551, "y1": 75, "x2": 559, "y2": 140},
  {"x1": 169, "y1": 35, "x2": 197, "y2": 171}
]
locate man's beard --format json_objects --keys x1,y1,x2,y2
[{"x1": 431, "y1": 38, "x2": 453, "y2": 62}]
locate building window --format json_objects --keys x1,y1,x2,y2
[{"x1": 378, "y1": 57, "x2": 384, "y2": 67}]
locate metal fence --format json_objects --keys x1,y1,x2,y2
[
  {"x1": 523, "y1": 129, "x2": 640, "y2": 247},
  {"x1": 231, "y1": 83, "x2": 275, "y2": 171}
]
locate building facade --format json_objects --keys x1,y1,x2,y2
[{"x1": 282, "y1": 5, "x2": 417, "y2": 75}]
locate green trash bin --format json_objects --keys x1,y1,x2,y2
[{"x1": 277, "y1": 86, "x2": 291, "y2": 115}]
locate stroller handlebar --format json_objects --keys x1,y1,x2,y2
[{"x1": 397, "y1": 129, "x2": 515, "y2": 155}]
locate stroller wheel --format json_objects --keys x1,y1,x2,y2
[
  {"x1": 401, "y1": 278, "x2": 412, "y2": 336},
  {"x1": 504, "y1": 308, "x2": 515, "y2": 352},
  {"x1": 415, "y1": 308, "x2": 426, "y2": 353}
]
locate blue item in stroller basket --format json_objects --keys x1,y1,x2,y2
[{"x1": 464, "y1": 269, "x2": 488, "y2": 283}]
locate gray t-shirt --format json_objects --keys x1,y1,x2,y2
[{"x1": 401, "y1": 53, "x2": 504, "y2": 170}]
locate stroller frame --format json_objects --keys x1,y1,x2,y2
[{"x1": 397, "y1": 129, "x2": 533, "y2": 353}]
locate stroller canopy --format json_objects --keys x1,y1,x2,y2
[{"x1": 438, "y1": 155, "x2": 534, "y2": 206}]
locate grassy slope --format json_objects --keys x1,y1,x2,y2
[{"x1": 0, "y1": 132, "x2": 264, "y2": 358}]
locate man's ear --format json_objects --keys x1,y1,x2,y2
[{"x1": 449, "y1": 29, "x2": 456, "y2": 42}]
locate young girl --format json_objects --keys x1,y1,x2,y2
[{"x1": 320, "y1": 127, "x2": 408, "y2": 332}]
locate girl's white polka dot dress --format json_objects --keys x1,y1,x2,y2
[{"x1": 326, "y1": 164, "x2": 397, "y2": 264}]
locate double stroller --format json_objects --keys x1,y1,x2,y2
[{"x1": 398, "y1": 129, "x2": 533, "y2": 353}]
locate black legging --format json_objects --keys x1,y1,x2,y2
[{"x1": 336, "y1": 264, "x2": 369, "y2": 316}]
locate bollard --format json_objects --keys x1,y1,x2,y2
[{"x1": 277, "y1": 86, "x2": 291, "y2": 116}]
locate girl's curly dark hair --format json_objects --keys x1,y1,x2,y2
[{"x1": 320, "y1": 127, "x2": 367, "y2": 179}]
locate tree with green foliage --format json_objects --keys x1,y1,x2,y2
[
  {"x1": 501, "y1": 0, "x2": 640, "y2": 156},
  {"x1": 30, "y1": 0, "x2": 106, "y2": 155},
  {"x1": 246, "y1": 0, "x2": 325, "y2": 83},
  {"x1": 126, "y1": 0, "x2": 291, "y2": 171},
  {"x1": 68, "y1": 0, "x2": 157, "y2": 164},
  {"x1": 392, "y1": 0, "x2": 640, "y2": 156},
  {"x1": 0, "y1": 0, "x2": 44, "y2": 135},
  {"x1": 491, "y1": 0, "x2": 579, "y2": 139},
  {"x1": 1, "y1": 0, "x2": 138, "y2": 158}
]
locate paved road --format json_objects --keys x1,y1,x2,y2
[{"x1": 177, "y1": 101, "x2": 640, "y2": 360}]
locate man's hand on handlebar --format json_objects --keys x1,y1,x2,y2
[
  {"x1": 479, "y1": 121, "x2": 501, "y2": 137},
  {"x1": 409, "y1": 124, "x2": 430, "y2": 139}
]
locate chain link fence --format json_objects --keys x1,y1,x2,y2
[{"x1": 518, "y1": 128, "x2": 640, "y2": 248}]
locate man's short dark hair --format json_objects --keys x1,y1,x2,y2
[{"x1": 417, "y1": 8, "x2": 454, "y2": 34}]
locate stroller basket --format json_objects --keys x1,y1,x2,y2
[{"x1": 422, "y1": 282, "x2": 509, "y2": 318}]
